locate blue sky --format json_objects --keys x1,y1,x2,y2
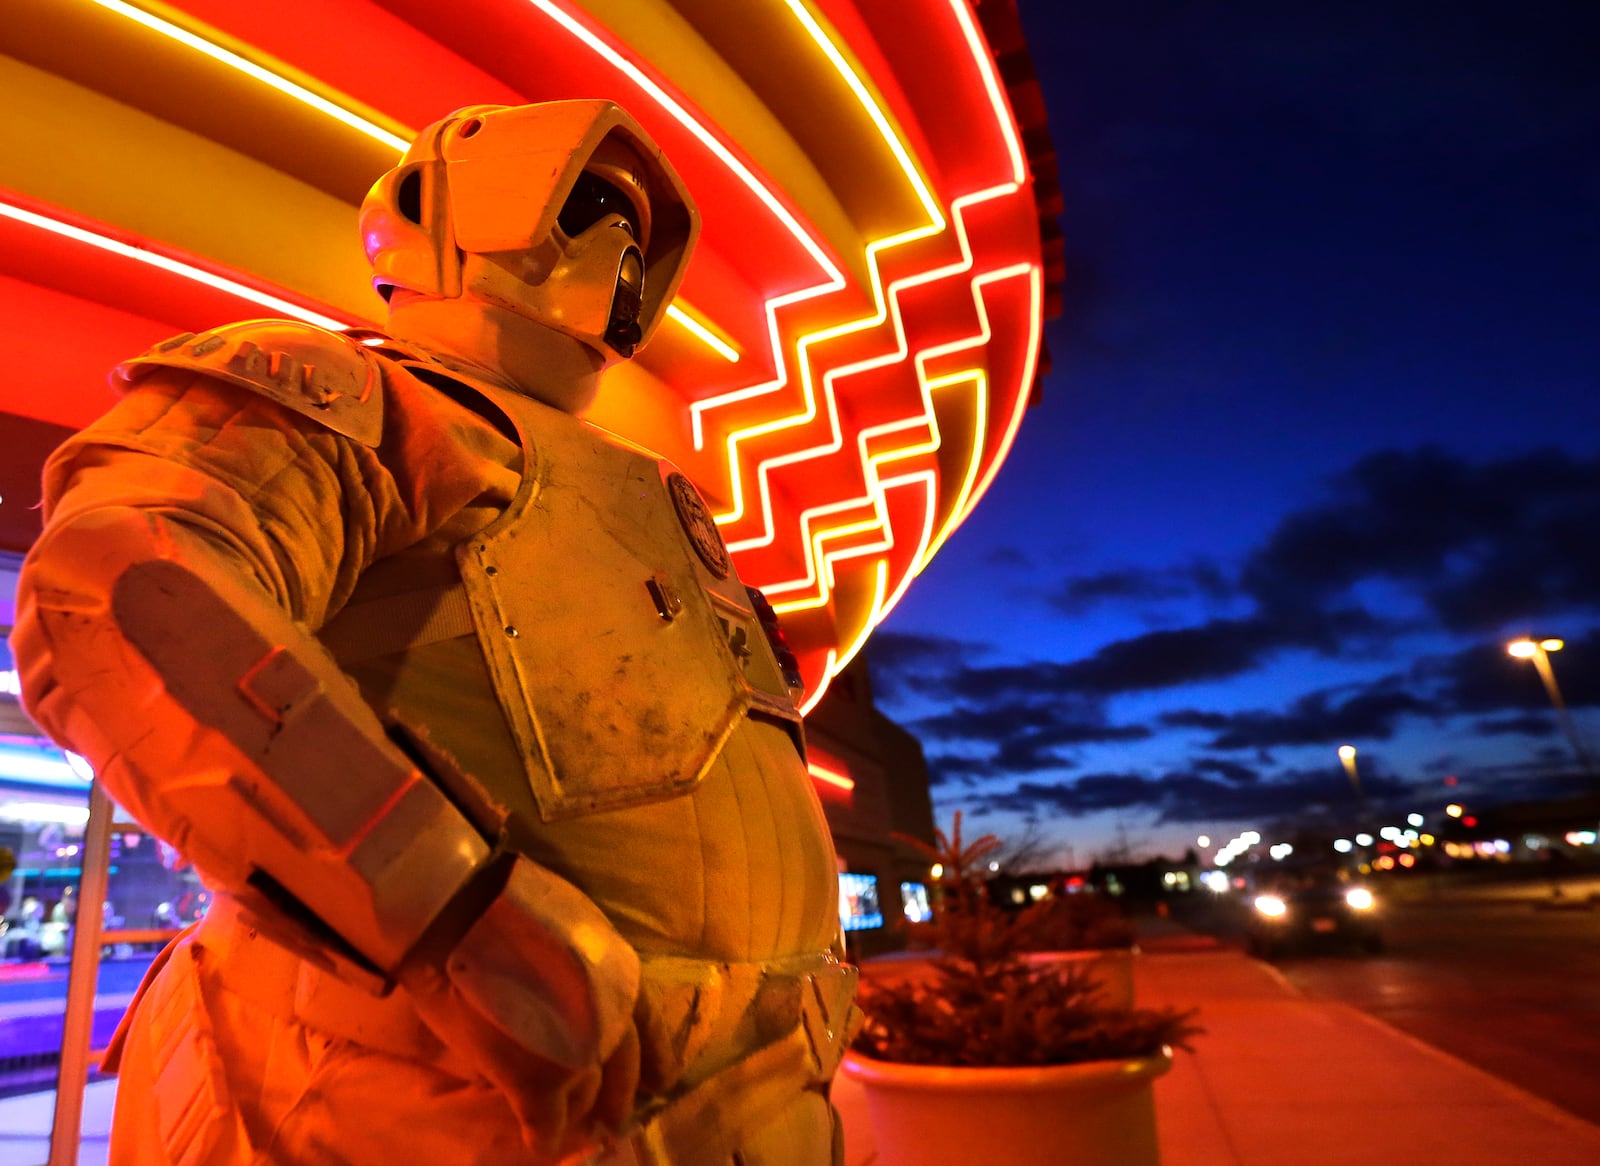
[{"x1": 868, "y1": 0, "x2": 1600, "y2": 863}]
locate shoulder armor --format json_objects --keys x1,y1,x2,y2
[{"x1": 115, "y1": 320, "x2": 385, "y2": 448}]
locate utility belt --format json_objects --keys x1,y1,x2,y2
[{"x1": 187, "y1": 896, "x2": 859, "y2": 1143}]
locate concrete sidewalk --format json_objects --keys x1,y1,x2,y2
[{"x1": 838, "y1": 929, "x2": 1600, "y2": 1166}]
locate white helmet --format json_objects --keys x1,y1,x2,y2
[{"x1": 359, "y1": 100, "x2": 698, "y2": 362}]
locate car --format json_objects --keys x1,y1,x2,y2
[{"x1": 1245, "y1": 869, "x2": 1383, "y2": 958}]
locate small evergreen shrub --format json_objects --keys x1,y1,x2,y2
[{"x1": 852, "y1": 814, "x2": 1201, "y2": 1069}]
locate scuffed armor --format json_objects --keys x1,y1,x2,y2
[
  {"x1": 452, "y1": 373, "x2": 806, "y2": 819},
  {"x1": 11, "y1": 100, "x2": 854, "y2": 1166}
]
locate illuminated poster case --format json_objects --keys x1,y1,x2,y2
[{"x1": 838, "y1": 871, "x2": 883, "y2": 932}]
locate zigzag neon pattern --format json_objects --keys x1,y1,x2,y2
[
  {"x1": 770, "y1": 262, "x2": 1041, "y2": 616},
  {"x1": 754, "y1": 212, "x2": 1034, "y2": 609},
  {"x1": 677, "y1": 2, "x2": 1035, "y2": 626},
  {"x1": 28, "y1": 0, "x2": 1043, "y2": 708}
]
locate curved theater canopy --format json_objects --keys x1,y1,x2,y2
[{"x1": 0, "y1": 0, "x2": 1061, "y2": 708}]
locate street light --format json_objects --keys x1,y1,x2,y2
[
  {"x1": 1507, "y1": 637, "x2": 1594, "y2": 775},
  {"x1": 1338, "y1": 744, "x2": 1360, "y2": 795}
]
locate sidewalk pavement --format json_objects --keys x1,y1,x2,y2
[{"x1": 837, "y1": 921, "x2": 1600, "y2": 1166}]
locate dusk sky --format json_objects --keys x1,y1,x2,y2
[{"x1": 869, "y1": 0, "x2": 1600, "y2": 864}]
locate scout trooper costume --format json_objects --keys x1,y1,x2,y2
[{"x1": 12, "y1": 101, "x2": 856, "y2": 1166}]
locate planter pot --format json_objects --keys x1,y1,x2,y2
[
  {"x1": 1025, "y1": 947, "x2": 1138, "y2": 1009},
  {"x1": 840, "y1": 1048, "x2": 1173, "y2": 1166}
]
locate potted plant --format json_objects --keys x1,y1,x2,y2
[
  {"x1": 1015, "y1": 885, "x2": 1141, "y2": 1007},
  {"x1": 844, "y1": 815, "x2": 1200, "y2": 1166}
]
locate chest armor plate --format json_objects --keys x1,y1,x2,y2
[{"x1": 450, "y1": 376, "x2": 802, "y2": 821}]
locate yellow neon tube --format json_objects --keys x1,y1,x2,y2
[
  {"x1": 0, "y1": 199, "x2": 350, "y2": 331},
  {"x1": 90, "y1": 0, "x2": 410, "y2": 152}
]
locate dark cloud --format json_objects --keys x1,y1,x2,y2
[
  {"x1": 1243, "y1": 446, "x2": 1600, "y2": 633},
  {"x1": 919, "y1": 608, "x2": 1383, "y2": 703},
  {"x1": 913, "y1": 703, "x2": 1149, "y2": 747},
  {"x1": 911, "y1": 701, "x2": 1149, "y2": 784},
  {"x1": 1186, "y1": 687, "x2": 1441, "y2": 751},
  {"x1": 929, "y1": 448, "x2": 1600, "y2": 709},
  {"x1": 1150, "y1": 629, "x2": 1598, "y2": 767},
  {"x1": 969, "y1": 765, "x2": 1410, "y2": 825},
  {"x1": 985, "y1": 546, "x2": 1034, "y2": 570},
  {"x1": 1191, "y1": 758, "x2": 1261, "y2": 784},
  {"x1": 1160, "y1": 710, "x2": 1231, "y2": 731},
  {"x1": 876, "y1": 445, "x2": 1600, "y2": 835},
  {"x1": 930, "y1": 447, "x2": 1600, "y2": 704},
  {"x1": 1472, "y1": 713, "x2": 1557, "y2": 737},
  {"x1": 1045, "y1": 561, "x2": 1234, "y2": 616},
  {"x1": 926, "y1": 753, "x2": 1009, "y2": 789},
  {"x1": 864, "y1": 631, "x2": 987, "y2": 702}
]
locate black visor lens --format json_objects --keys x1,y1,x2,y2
[{"x1": 558, "y1": 171, "x2": 643, "y2": 241}]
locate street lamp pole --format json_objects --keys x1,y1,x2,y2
[{"x1": 1507, "y1": 638, "x2": 1595, "y2": 777}]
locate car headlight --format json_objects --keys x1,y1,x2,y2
[
  {"x1": 1345, "y1": 887, "x2": 1375, "y2": 910},
  {"x1": 1254, "y1": 894, "x2": 1287, "y2": 917}
]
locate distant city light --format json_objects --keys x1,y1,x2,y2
[
  {"x1": 1355, "y1": 833, "x2": 1374, "y2": 846},
  {"x1": 1269, "y1": 843, "x2": 1294, "y2": 860},
  {"x1": 930, "y1": 863, "x2": 944, "y2": 879},
  {"x1": 1565, "y1": 831, "x2": 1596, "y2": 846},
  {"x1": 1333, "y1": 839, "x2": 1354, "y2": 853},
  {"x1": 1196, "y1": 835, "x2": 1211, "y2": 848},
  {"x1": 1406, "y1": 813, "x2": 1424, "y2": 828},
  {"x1": 1202, "y1": 870, "x2": 1230, "y2": 892},
  {"x1": 1241, "y1": 831, "x2": 1261, "y2": 845},
  {"x1": 1445, "y1": 804, "x2": 1464, "y2": 818},
  {"x1": 1379, "y1": 826, "x2": 1401, "y2": 841},
  {"x1": 1420, "y1": 833, "x2": 1435, "y2": 846}
]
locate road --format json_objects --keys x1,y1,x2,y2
[{"x1": 1181, "y1": 877, "x2": 1600, "y2": 1128}]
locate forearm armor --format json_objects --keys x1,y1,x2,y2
[{"x1": 14, "y1": 505, "x2": 637, "y2": 1068}]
